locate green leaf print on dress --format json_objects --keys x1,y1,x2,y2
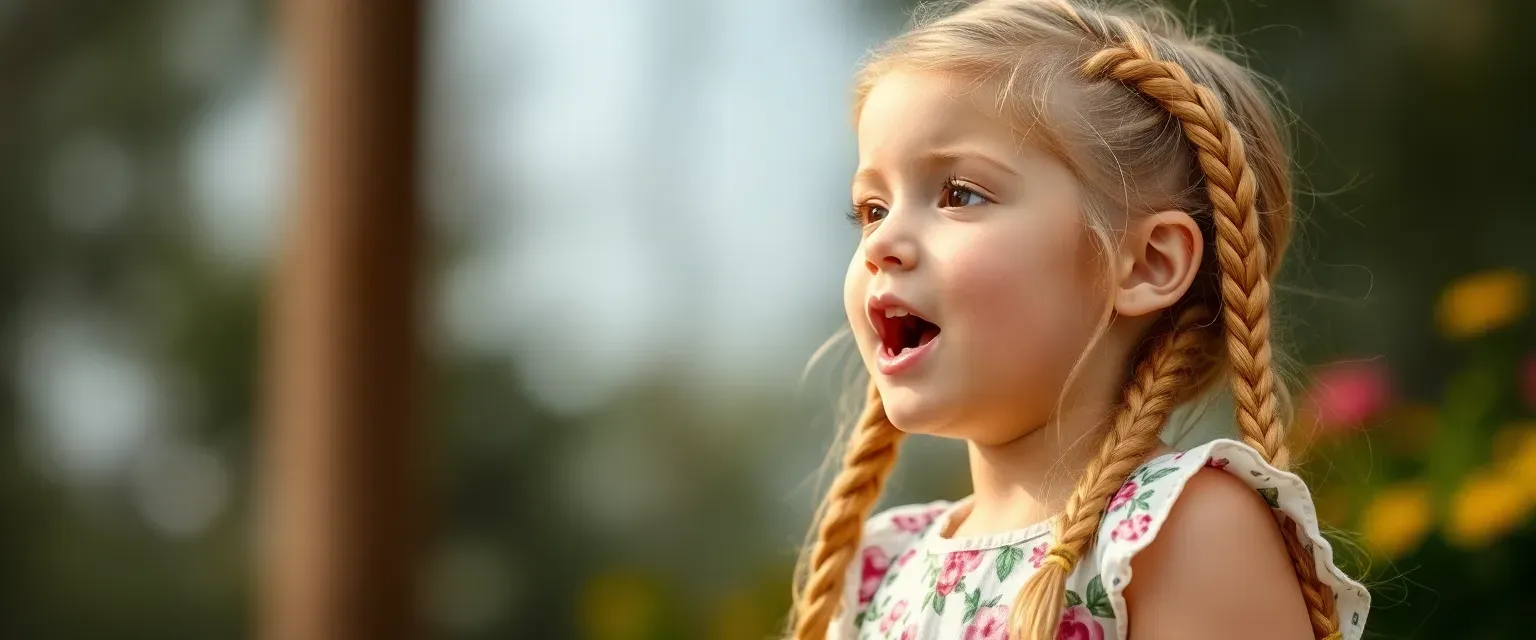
[
  {"x1": 1141, "y1": 466, "x2": 1178, "y2": 484},
  {"x1": 1086, "y1": 575, "x2": 1115, "y2": 619},
  {"x1": 995, "y1": 544, "x2": 1025, "y2": 581},
  {"x1": 1257, "y1": 486, "x2": 1281, "y2": 509},
  {"x1": 962, "y1": 587, "x2": 982, "y2": 623}
]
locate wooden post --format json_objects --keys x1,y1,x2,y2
[{"x1": 259, "y1": 2, "x2": 424, "y2": 639}]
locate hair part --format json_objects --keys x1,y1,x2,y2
[{"x1": 792, "y1": 1, "x2": 1343, "y2": 639}]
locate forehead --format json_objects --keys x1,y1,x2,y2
[{"x1": 855, "y1": 71, "x2": 1050, "y2": 172}]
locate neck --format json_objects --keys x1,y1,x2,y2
[
  {"x1": 946, "y1": 320, "x2": 1170, "y2": 538},
  {"x1": 952, "y1": 401, "x2": 1117, "y2": 537}
]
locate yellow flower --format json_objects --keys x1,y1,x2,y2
[
  {"x1": 1445, "y1": 469, "x2": 1536, "y2": 549},
  {"x1": 1436, "y1": 269, "x2": 1529, "y2": 339},
  {"x1": 579, "y1": 571, "x2": 662, "y2": 640},
  {"x1": 1358, "y1": 483, "x2": 1432, "y2": 559}
]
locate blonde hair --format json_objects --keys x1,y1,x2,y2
[{"x1": 790, "y1": 1, "x2": 1346, "y2": 639}]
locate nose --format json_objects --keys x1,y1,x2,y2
[{"x1": 861, "y1": 214, "x2": 918, "y2": 275}]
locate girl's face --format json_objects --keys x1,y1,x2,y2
[{"x1": 844, "y1": 71, "x2": 1108, "y2": 444}]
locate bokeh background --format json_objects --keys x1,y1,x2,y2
[{"x1": 3, "y1": 0, "x2": 1535, "y2": 638}]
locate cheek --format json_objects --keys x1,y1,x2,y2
[
  {"x1": 944, "y1": 222, "x2": 1101, "y2": 379},
  {"x1": 843, "y1": 252, "x2": 875, "y2": 353}
]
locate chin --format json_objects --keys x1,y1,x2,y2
[{"x1": 874, "y1": 382, "x2": 963, "y2": 437}]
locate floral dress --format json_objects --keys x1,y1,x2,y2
[{"x1": 829, "y1": 439, "x2": 1370, "y2": 640}]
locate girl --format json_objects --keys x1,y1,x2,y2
[{"x1": 789, "y1": 1, "x2": 1370, "y2": 639}]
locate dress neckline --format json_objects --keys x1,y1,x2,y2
[{"x1": 923, "y1": 450, "x2": 1184, "y2": 553}]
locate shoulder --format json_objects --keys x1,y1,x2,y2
[
  {"x1": 854, "y1": 500, "x2": 952, "y2": 572},
  {"x1": 1123, "y1": 467, "x2": 1311, "y2": 639},
  {"x1": 1142, "y1": 465, "x2": 1286, "y2": 557},
  {"x1": 1088, "y1": 439, "x2": 1371, "y2": 640},
  {"x1": 853, "y1": 501, "x2": 951, "y2": 572},
  {"x1": 866, "y1": 500, "x2": 954, "y2": 539}
]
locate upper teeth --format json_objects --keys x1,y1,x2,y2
[{"x1": 884, "y1": 308, "x2": 910, "y2": 318}]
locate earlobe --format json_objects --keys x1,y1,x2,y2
[{"x1": 1115, "y1": 211, "x2": 1203, "y2": 317}]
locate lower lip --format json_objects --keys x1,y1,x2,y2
[{"x1": 876, "y1": 335, "x2": 939, "y2": 376}]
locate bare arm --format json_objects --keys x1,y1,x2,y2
[{"x1": 1124, "y1": 469, "x2": 1314, "y2": 640}]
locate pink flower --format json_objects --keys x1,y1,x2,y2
[
  {"x1": 880, "y1": 600, "x2": 908, "y2": 633},
  {"x1": 1109, "y1": 481, "x2": 1139, "y2": 511},
  {"x1": 899, "y1": 626, "x2": 917, "y2": 640},
  {"x1": 896, "y1": 548, "x2": 917, "y2": 568},
  {"x1": 1205, "y1": 457, "x2": 1229, "y2": 470},
  {"x1": 892, "y1": 513, "x2": 934, "y2": 532},
  {"x1": 892, "y1": 505, "x2": 948, "y2": 532},
  {"x1": 1303, "y1": 360, "x2": 1393, "y2": 431},
  {"x1": 1056, "y1": 606, "x2": 1105, "y2": 640},
  {"x1": 963, "y1": 604, "x2": 1011, "y2": 640},
  {"x1": 859, "y1": 546, "x2": 890, "y2": 604},
  {"x1": 935, "y1": 550, "x2": 984, "y2": 596},
  {"x1": 1110, "y1": 514, "x2": 1152, "y2": 543},
  {"x1": 1028, "y1": 542, "x2": 1049, "y2": 569}
]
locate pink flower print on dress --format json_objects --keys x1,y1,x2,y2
[
  {"x1": 880, "y1": 600, "x2": 908, "y2": 633},
  {"x1": 896, "y1": 548, "x2": 917, "y2": 568},
  {"x1": 1028, "y1": 542, "x2": 1050, "y2": 569},
  {"x1": 896, "y1": 504, "x2": 949, "y2": 532},
  {"x1": 1056, "y1": 605, "x2": 1104, "y2": 640},
  {"x1": 892, "y1": 511, "x2": 938, "y2": 533},
  {"x1": 1110, "y1": 514, "x2": 1152, "y2": 542},
  {"x1": 1109, "y1": 481, "x2": 1138, "y2": 511},
  {"x1": 898, "y1": 626, "x2": 917, "y2": 640},
  {"x1": 859, "y1": 546, "x2": 891, "y2": 605},
  {"x1": 936, "y1": 550, "x2": 984, "y2": 596},
  {"x1": 962, "y1": 604, "x2": 1011, "y2": 640},
  {"x1": 1206, "y1": 457, "x2": 1229, "y2": 470}
]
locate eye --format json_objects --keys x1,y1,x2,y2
[
  {"x1": 940, "y1": 180, "x2": 989, "y2": 208},
  {"x1": 847, "y1": 202, "x2": 889, "y2": 227}
]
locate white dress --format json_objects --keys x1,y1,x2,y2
[{"x1": 828, "y1": 439, "x2": 1371, "y2": 640}]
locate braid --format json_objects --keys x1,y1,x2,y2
[
  {"x1": 1283, "y1": 511, "x2": 1343, "y2": 638},
  {"x1": 1081, "y1": 42, "x2": 1286, "y2": 466},
  {"x1": 1012, "y1": 307, "x2": 1213, "y2": 640},
  {"x1": 791, "y1": 381, "x2": 905, "y2": 640},
  {"x1": 1077, "y1": 29, "x2": 1340, "y2": 640}
]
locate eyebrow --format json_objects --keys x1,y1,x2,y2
[{"x1": 852, "y1": 147, "x2": 1022, "y2": 189}]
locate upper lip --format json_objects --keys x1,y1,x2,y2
[{"x1": 867, "y1": 292, "x2": 936, "y2": 345}]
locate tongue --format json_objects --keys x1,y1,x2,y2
[{"x1": 895, "y1": 326, "x2": 940, "y2": 356}]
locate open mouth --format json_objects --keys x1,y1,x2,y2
[{"x1": 874, "y1": 307, "x2": 941, "y2": 359}]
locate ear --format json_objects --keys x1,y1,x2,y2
[{"x1": 1114, "y1": 210, "x2": 1203, "y2": 318}]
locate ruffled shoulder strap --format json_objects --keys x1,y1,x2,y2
[
  {"x1": 826, "y1": 500, "x2": 953, "y2": 640},
  {"x1": 1089, "y1": 439, "x2": 1371, "y2": 640}
]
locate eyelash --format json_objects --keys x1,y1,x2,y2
[{"x1": 847, "y1": 176, "x2": 991, "y2": 228}]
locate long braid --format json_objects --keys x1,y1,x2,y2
[
  {"x1": 1283, "y1": 510, "x2": 1342, "y2": 637},
  {"x1": 1013, "y1": 307, "x2": 1213, "y2": 640},
  {"x1": 1082, "y1": 41, "x2": 1286, "y2": 465},
  {"x1": 791, "y1": 381, "x2": 906, "y2": 640},
  {"x1": 1080, "y1": 34, "x2": 1341, "y2": 640}
]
